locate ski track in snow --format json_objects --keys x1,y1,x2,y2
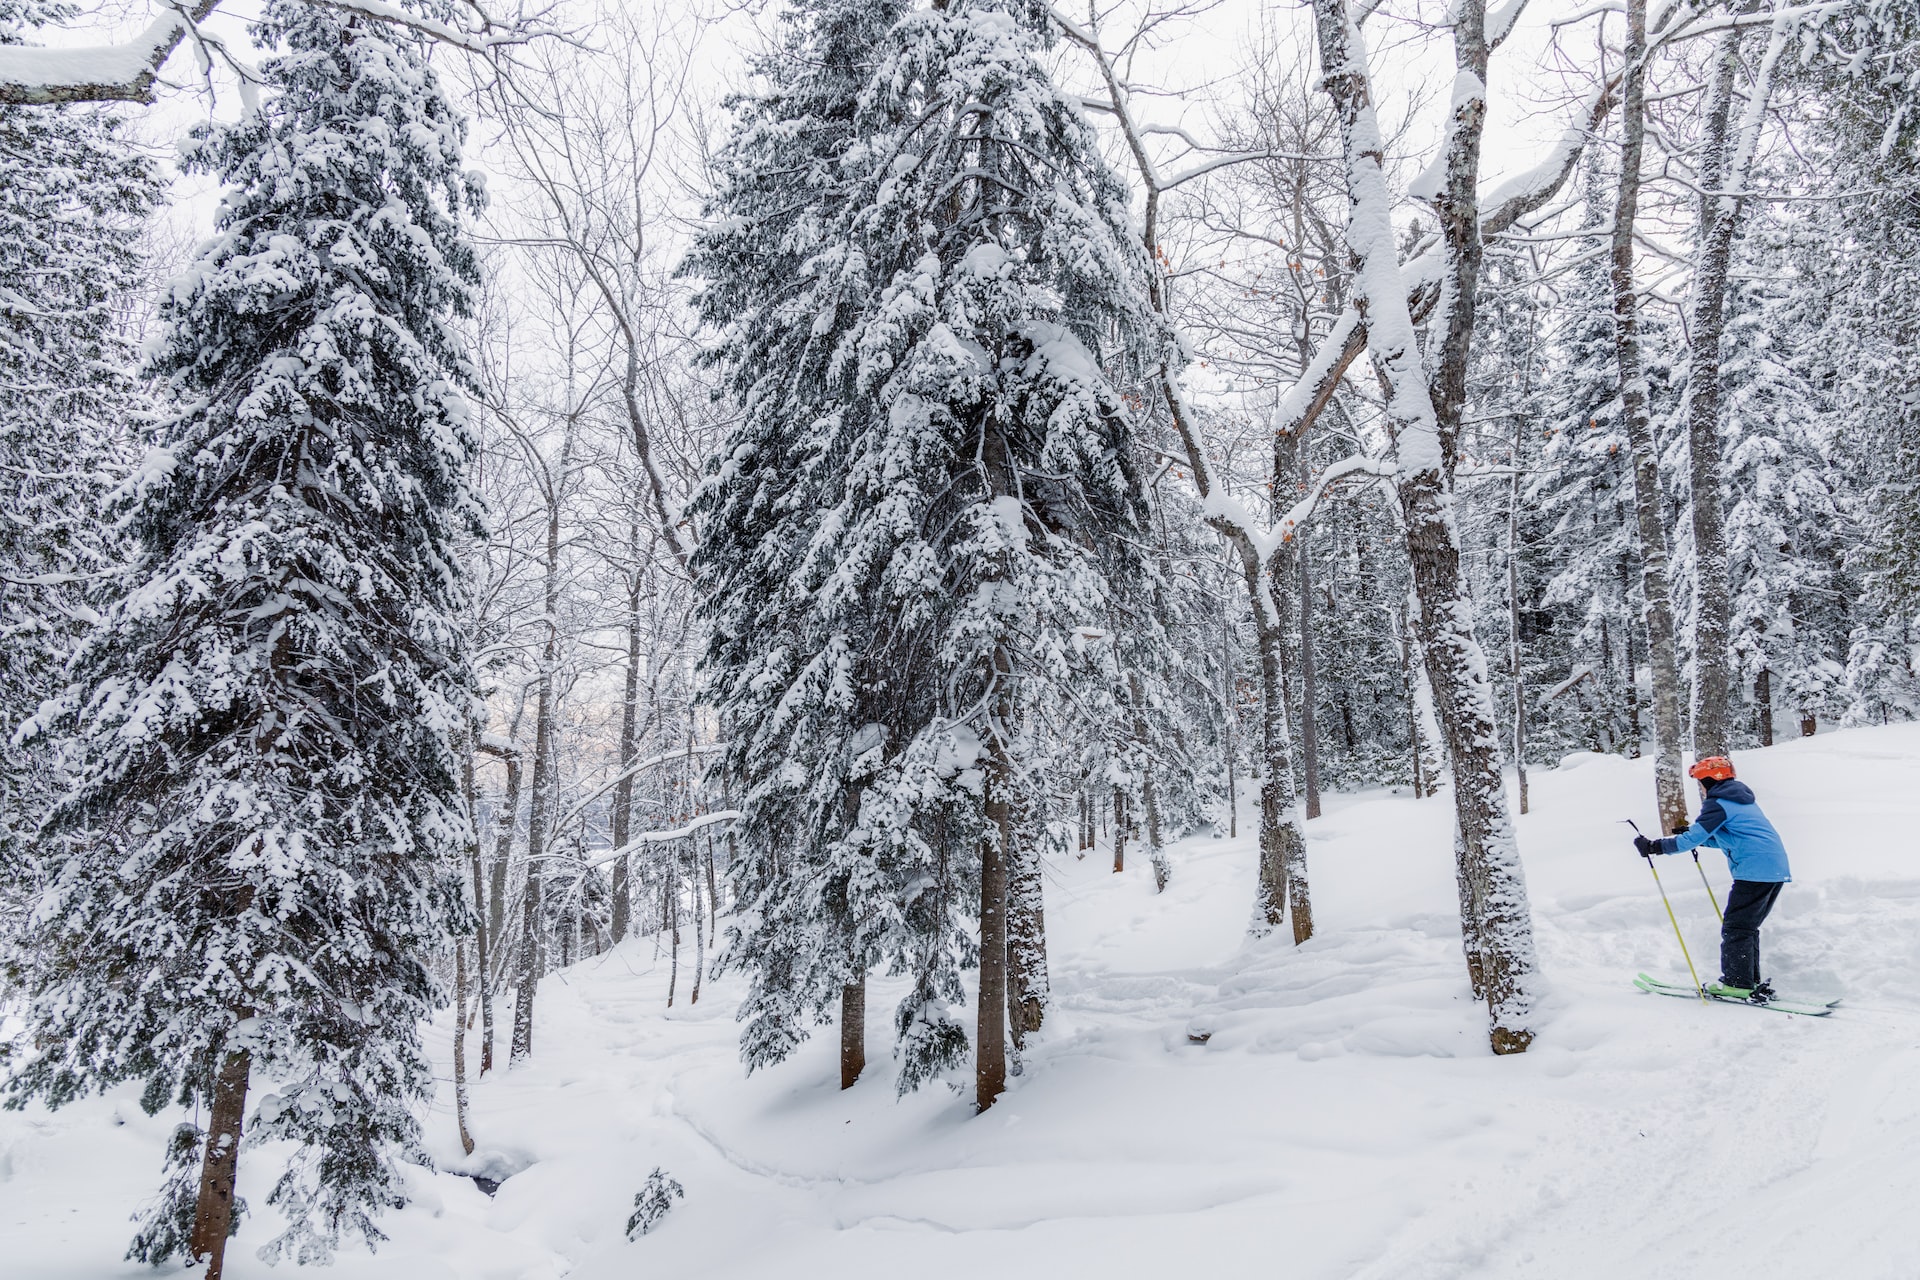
[{"x1": 7, "y1": 726, "x2": 1920, "y2": 1278}]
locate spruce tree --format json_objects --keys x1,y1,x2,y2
[
  {"x1": 0, "y1": 0, "x2": 157, "y2": 884},
  {"x1": 691, "y1": 0, "x2": 1162, "y2": 1108},
  {"x1": 5, "y1": 1, "x2": 483, "y2": 1271}
]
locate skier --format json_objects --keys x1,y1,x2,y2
[{"x1": 1634, "y1": 756, "x2": 1791, "y2": 1002}]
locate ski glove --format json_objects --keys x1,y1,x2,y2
[{"x1": 1633, "y1": 835, "x2": 1657, "y2": 857}]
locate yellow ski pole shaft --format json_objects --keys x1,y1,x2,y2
[
  {"x1": 1693, "y1": 852, "x2": 1724, "y2": 923},
  {"x1": 1645, "y1": 854, "x2": 1706, "y2": 1000}
]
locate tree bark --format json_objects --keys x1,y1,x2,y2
[
  {"x1": 690, "y1": 866, "x2": 705, "y2": 1005},
  {"x1": 1610, "y1": 0, "x2": 1690, "y2": 835},
  {"x1": 453, "y1": 940, "x2": 475, "y2": 1156},
  {"x1": 488, "y1": 747, "x2": 520, "y2": 950},
  {"x1": 610, "y1": 516, "x2": 646, "y2": 943},
  {"x1": 976, "y1": 644, "x2": 1013, "y2": 1112},
  {"x1": 510, "y1": 680, "x2": 554, "y2": 1063},
  {"x1": 1509, "y1": 422, "x2": 1529, "y2": 815},
  {"x1": 705, "y1": 837, "x2": 719, "y2": 934},
  {"x1": 1756, "y1": 666, "x2": 1773, "y2": 746},
  {"x1": 1222, "y1": 596, "x2": 1238, "y2": 837},
  {"x1": 666, "y1": 857, "x2": 680, "y2": 1007},
  {"x1": 840, "y1": 977, "x2": 865, "y2": 1089},
  {"x1": 1111, "y1": 787, "x2": 1126, "y2": 874},
  {"x1": 1684, "y1": 27, "x2": 1744, "y2": 762},
  {"x1": 1127, "y1": 672, "x2": 1170, "y2": 890},
  {"x1": 189, "y1": 1040, "x2": 249, "y2": 1280},
  {"x1": 1005, "y1": 828, "x2": 1049, "y2": 1051},
  {"x1": 462, "y1": 744, "x2": 495, "y2": 1075},
  {"x1": 1250, "y1": 596, "x2": 1310, "y2": 939},
  {"x1": 1294, "y1": 469, "x2": 1324, "y2": 823}
]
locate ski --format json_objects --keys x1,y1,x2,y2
[
  {"x1": 1633, "y1": 973, "x2": 1834, "y2": 1016},
  {"x1": 1634, "y1": 971, "x2": 1840, "y2": 1006}
]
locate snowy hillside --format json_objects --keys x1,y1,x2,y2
[{"x1": 8, "y1": 723, "x2": 1920, "y2": 1280}]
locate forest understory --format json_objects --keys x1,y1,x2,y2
[{"x1": 8, "y1": 725, "x2": 1920, "y2": 1280}]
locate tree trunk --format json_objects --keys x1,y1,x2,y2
[
  {"x1": 610, "y1": 520, "x2": 646, "y2": 943},
  {"x1": 189, "y1": 1041, "x2": 249, "y2": 1280},
  {"x1": 691, "y1": 868, "x2": 705, "y2": 1005},
  {"x1": 453, "y1": 940, "x2": 475, "y2": 1156},
  {"x1": 1311, "y1": 0, "x2": 1533, "y2": 1051},
  {"x1": 1127, "y1": 672, "x2": 1170, "y2": 890},
  {"x1": 1250, "y1": 602, "x2": 1310, "y2": 939},
  {"x1": 1800, "y1": 712, "x2": 1817, "y2": 738},
  {"x1": 839, "y1": 978, "x2": 866, "y2": 1089},
  {"x1": 1609, "y1": 0, "x2": 1690, "y2": 835},
  {"x1": 1684, "y1": 27, "x2": 1744, "y2": 762},
  {"x1": 976, "y1": 644, "x2": 1013, "y2": 1113},
  {"x1": 705, "y1": 838, "x2": 719, "y2": 934},
  {"x1": 510, "y1": 682, "x2": 554, "y2": 1064},
  {"x1": 489, "y1": 748, "x2": 520, "y2": 950},
  {"x1": 1297, "y1": 503, "x2": 1323, "y2": 822},
  {"x1": 1508, "y1": 427, "x2": 1529, "y2": 815},
  {"x1": 1005, "y1": 829, "x2": 1049, "y2": 1052},
  {"x1": 666, "y1": 861, "x2": 680, "y2": 1007},
  {"x1": 462, "y1": 746, "x2": 495, "y2": 1075},
  {"x1": 1111, "y1": 787, "x2": 1126, "y2": 874},
  {"x1": 1756, "y1": 666, "x2": 1774, "y2": 746},
  {"x1": 1222, "y1": 599, "x2": 1238, "y2": 837}
]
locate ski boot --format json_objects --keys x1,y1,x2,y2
[{"x1": 1706, "y1": 980, "x2": 1776, "y2": 1005}]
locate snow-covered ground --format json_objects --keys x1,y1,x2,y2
[{"x1": 8, "y1": 724, "x2": 1920, "y2": 1279}]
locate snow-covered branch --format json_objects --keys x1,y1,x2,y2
[
  {"x1": 0, "y1": 2, "x2": 218, "y2": 106},
  {"x1": 0, "y1": 0, "x2": 553, "y2": 107},
  {"x1": 576, "y1": 810, "x2": 742, "y2": 868},
  {"x1": 1274, "y1": 454, "x2": 1400, "y2": 541},
  {"x1": 551, "y1": 743, "x2": 726, "y2": 838}
]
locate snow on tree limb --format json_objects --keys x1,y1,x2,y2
[
  {"x1": 0, "y1": 0, "x2": 551, "y2": 107},
  {"x1": 0, "y1": 3, "x2": 217, "y2": 106},
  {"x1": 575, "y1": 811, "x2": 742, "y2": 867}
]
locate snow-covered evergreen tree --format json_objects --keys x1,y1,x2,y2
[
  {"x1": 1718, "y1": 253, "x2": 1853, "y2": 743},
  {"x1": 690, "y1": 0, "x2": 1163, "y2": 1107},
  {"x1": 0, "y1": 0, "x2": 157, "y2": 884},
  {"x1": 1523, "y1": 169, "x2": 1681, "y2": 758},
  {"x1": 5, "y1": 0, "x2": 483, "y2": 1268}
]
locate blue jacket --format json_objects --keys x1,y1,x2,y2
[{"x1": 1651, "y1": 779, "x2": 1791, "y2": 882}]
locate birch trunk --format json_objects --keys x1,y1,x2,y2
[
  {"x1": 1684, "y1": 28, "x2": 1743, "y2": 761},
  {"x1": 453, "y1": 940, "x2": 475, "y2": 1156},
  {"x1": 510, "y1": 457, "x2": 567, "y2": 1064},
  {"x1": 1509, "y1": 425, "x2": 1529, "y2": 815},
  {"x1": 462, "y1": 743, "x2": 495, "y2": 1075},
  {"x1": 488, "y1": 746, "x2": 520, "y2": 948},
  {"x1": 1311, "y1": 0, "x2": 1535, "y2": 1052},
  {"x1": 1290, "y1": 436, "x2": 1324, "y2": 822},
  {"x1": 1610, "y1": 0, "x2": 1690, "y2": 834},
  {"x1": 610, "y1": 515, "x2": 646, "y2": 943}
]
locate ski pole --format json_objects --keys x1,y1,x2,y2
[
  {"x1": 1692, "y1": 852, "x2": 1724, "y2": 923},
  {"x1": 1625, "y1": 820, "x2": 1706, "y2": 1000}
]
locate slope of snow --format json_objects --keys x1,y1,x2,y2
[{"x1": 8, "y1": 724, "x2": 1920, "y2": 1279}]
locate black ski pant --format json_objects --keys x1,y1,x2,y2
[{"x1": 1720, "y1": 879, "x2": 1784, "y2": 988}]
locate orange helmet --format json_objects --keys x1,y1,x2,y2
[{"x1": 1688, "y1": 756, "x2": 1735, "y2": 782}]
